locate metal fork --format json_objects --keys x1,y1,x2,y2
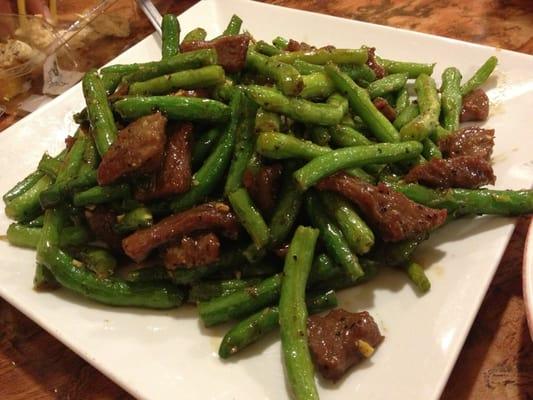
[{"x1": 135, "y1": 0, "x2": 163, "y2": 36}]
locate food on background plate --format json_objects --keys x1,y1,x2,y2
[{"x1": 3, "y1": 12, "x2": 533, "y2": 399}]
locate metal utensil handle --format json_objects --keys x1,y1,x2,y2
[{"x1": 136, "y1": 0, "x2": 163, "y2": 36}]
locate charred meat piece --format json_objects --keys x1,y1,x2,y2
[
  {"x1": 286, "y1": 39, "x2": 315, "y2": 52},
  {"x1": 460, "y1": 89, "x2": 489, "y2": 122},
  {"x1": 307, "y1": 309, "x2": 384, "y2": 381},
  {"x1": 136, "y1": 122, "x2": 193, "y2": 201},
  {"x1": 173, "y1": 88, "x2": 212, "y2": 98},
  {"x1": 365, "y1": 47, "x2": 385, "y2": 79},
  {"x1": 180, "y1": 34, "x2": 250, "y2": 73},
  {"x1": 316, "y1": 173, "x2": 447, "y2": 242},
  {"x1": 243, "y1": 164, "x2": 283, "y2": 214},
  {"x1": 97, "y1": 113, "x2": 167, "y2": 185},
  {"x1": 122, "y1": 202, "x2": 239, "y2": 263},
  {"x1": 85, "y1": 206, "x2": 123, "y2": 253},
  {"x1": 372, "y1": 97, "x2": 396, "y2": 122},
  {"x1": 439, "y1": 127, "x2": 494, "y2": 160},
  {"x1": 405, "y1": 156, "x2": 496, "y2": 188},
  {"x1": 273, "y1": 243, "x2": 289, "y2": 258},
  {"x1": 163, "y1": 233, "x2": 220, "y2": 269}
]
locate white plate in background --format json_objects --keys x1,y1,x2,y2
[{"x1": 1, "y1": 1, "x2": 533, "y2": 399}]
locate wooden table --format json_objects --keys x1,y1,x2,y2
[{"x1": 1, "y1": 1, "x2": 532, "y2": 399}]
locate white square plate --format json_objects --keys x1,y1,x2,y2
[{"x1": 1, "y1": 1, "x2": 532, "y2": 399}]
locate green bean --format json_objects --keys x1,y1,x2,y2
[
  {"x1": 440, "y1": 67, "x2": 462, "y2": 132},
  {"x1": 6, "y1": 223, "x2": 41, "y2": 248},
  {"x1": 460, "y1": 56, "x2": 498, "y2": 96},
  {"x1": 255, "y1": 132, "x2": 374, "y2": 182},
  {"x1": 300, "y1": 72, "x2": 334, "y2": 99},
  {"x1": 272, "y1": 48, "x2": 367, "y2": 65},
  {"x1": 279, "y1": 226, "x2": 320, "y2": 400},
  {"x1": 403, "y1": 260, "x2": 431, "y2": 293},
  {"x1": 228, "y1": 188, "x2": 270, "y2": 249},
  {"x1": 114, "y1": 96, "x2": 230, "y2": 123},
  {"x1": 309, "y1": 253, "x2": 344, "y2": 284},
  {"x1": 310, "y1": 126, "x2": 331, "y2": 146},
  {"x1": 37, "y1": 154, "x2": 62, "y2": 179},
  {"x1": 431, "y1": 126, "x2": 452, "y2": 142},
  {"x1": 378, "y1": 58, "x2": 435, "y2": 78},
  {"x1": 39, "y1": 134, "x2": 88, "y2": 208},
  {"x1": 37, "y1": 209, "x2": 184, "y2": 308},
  {"x1": 83, "y1": 138, "x2": 99, "y2": 168},
  {"x1": 292, "y1": 59, "x2": 323, "y2": 75},
  {"x1": 393, "y1": 183, "x2": 533, "y2": 216},
  {"x1": 219, "y1": 289, "x2": 336, "y2": 358},
  {"x1": 109, "y1": 49, "x2": 216, "y2": 84},
  {"x1": 34, "y1": 263, "x2": 58, "y2": 290},
  {"x1": 368, "y1": 233, "x2": 427, "y2": 267},
  {"x1": 421, "y1": 138, "x2": 442, "y2": 159},
  {"x1": 313, "y1": 258, "x2": 380, "y2": 291},
  {"x1": 115, "y1": 207, "x2": 153, "y2": 234},
  {"x1": 65, "y1": 169, "x2": 97, "y2": 193},
  {"x1": 223, "y1": 14, "x2": 243, "y2": 36},
  {"x1": 73, "y1": 184, "x2": 130, "y2": 207},
  {"x1": 254, "y1": 40, "x2": 282, "y2": 56},
  {"x1": 3, "y1": 169, "x2": 45, "y2": 204},
  {"x1": 400, "y1": 74, "x2": 440, "y2": 141},
  {"x1": 82, "y1": 71, "x2": 118, "y2": 157},
  {"x1": 294, "y1": 141, "x2": 423, "y2": 191},
  {"x1": 272, "y1": 36, "x2": 288, "y2": 50},
  {"x1": 340, "y1": 64, "x2": 377, "y2": 85},
  {"x1": 189, "y1": 278, "x2": 261, "y2": 303},
  {"x1": 395, "y1": 87, "x2": 410, "y2": 114},
  {"x1": 320, "y1": 192, "x2": 375, "y2": 254},
  {"x1": 128, "y1": 65, "x2": 225, "y2": 95},
  {"x1": 268, "y1": 161, "x2": 304, "y2": 247},
  {"x1": 306, "y1": 193, "x2": 364, "y2": 280},
  {"x1": 328, "y1": 124, "x2": 372, "y2": 147},
  {"x1": 161, "y1": 14, "x2": 180, "y2": 59},
  {"x1": 224, "y1": 95, "x2": 258, "y2": 194},
  {"x1": 168, "y1": 90, "x2": 242, "y2": 212},
  {"x1": 367, "y1": 73, "x2": 408, "y2": 99},
  {"x1": 245, "y1": 49, "x2": 303, "y2": 96},
  {"x1": 243, "y1": 85, "x2": 344, "y2": 126},
  {"x1": 5, "y1": 175, "x2": 51, "y2": 222},
  {"x1": 255, "y1": 108, "x2": 281, "y2": 133},
  {"x1": 394, "y1": 103, "x2": 419, "y2": 130},
  {"x1": 100, "y1": 72, "x2": 124, "y2": 95},
  {"x1": 123, "y1": 266, "x2": 169, "y2": 283},
  {"x1": 191, "y1": 127, "x2": 221, "y2": 169},
  {"x1": 25, "y1": 215, "x2": 44, "y2": 227},
  {"x1": 325, "y1": 63, "x2": 400, "y2": 143},
  {"x1": 77, "y1": 246, "x2": 117, "y2": 279},
  {"x1": 198, "y1": 273, "x2": 283, "y2": 327},
  {"x1": 181, "y1": 27, "x2": 207, "y2": 43}
]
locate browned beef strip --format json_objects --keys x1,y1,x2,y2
[
  {"x1": 180, "y1": 34, "x2": 250, "y2": 73},
  {"x1": 372, "y1": 97, "x2": 396, "y2": 122},
  {"x1": 163, "y1": 232, "x2": 220, "y2": 269},
  {"x1": 136, "y1": 122, "x2": 193, "y2": 201},
  {"x1": 85, "y1": 206, "x2": 123, "y2": 253},
  {"x1": 316, "y1": 173, "x2": 447, "y2": 242},
  {"x1": 286, "y1": 39, "x2": 315, "y2": 52},
  {"x1": 365, "y1": 47, "x2": 385, "y2": 79},
  {"x1": 122, "y1": 202, "x2": 239, "y2": 263},
  {"x1": 242, "y1": 164, "x2": 283, "y2": 213},
  {"x1": 97, "y1": 113, "x2": 167, "y2": 185},
  {"x1": 438, "y1": 127, "x2": 494, "y2": 160},
  {"x1": 460, "y1": 89, "x2": 489, "y2": 122},
  {"x1": 307, "y1": 309, "x2": 384, "y2": 381},
  {"x1": 404, "y1": 156, "x2": 496, "y2": 188},
  {"x1": 272, "y1": 243, "x2": 289, "y2": 258}
]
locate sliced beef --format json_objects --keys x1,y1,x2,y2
[
  {"x1": 243, "y1": 164, "x2": 283, "y2": 213},
  {"x1": 286, "y1": 39, "x2": 314, "y2": 52},
  {"x1": 136, "y1": 122, "x2": 193, "y2": 201},
  {"x1": 163, "y1": 233, "x2": 220, "y2": 269},
  {"x1": 180, "y1": 34, "x2": 250, "y2": 73},
  {"x1": 365, "y1": 47, "x2": 385, "y2": 79},
  {"x1": 307, "y1": 309, "x2": 384, "y2": 381},
  {"x1": 122, "y1": 202, "x2": 239, "y2": 263},
  {"x1": 316, "y1": 173, "x2": 447, "y2": 242},
  {"x1": 372, "y1": 97, "x2": 396, "y2": 122},
  {"x1": 460, "y1": 89, "x2": 489, "y2": 122},
  {"x1": 438, "y1": 127, "x2": 494, "y2": 160},
  {"x1": 85, "y1": 206, "x2": 123, "y2": 253},
  {"x1": 97, "y1": 113, "x2": 167, "y2": 185},
  {"x1": 273, "y1": 243, "x2": 289, "y2": 258},
  {"x1": 404, "y1": 156, "x2": 495, "y2": 188}
]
